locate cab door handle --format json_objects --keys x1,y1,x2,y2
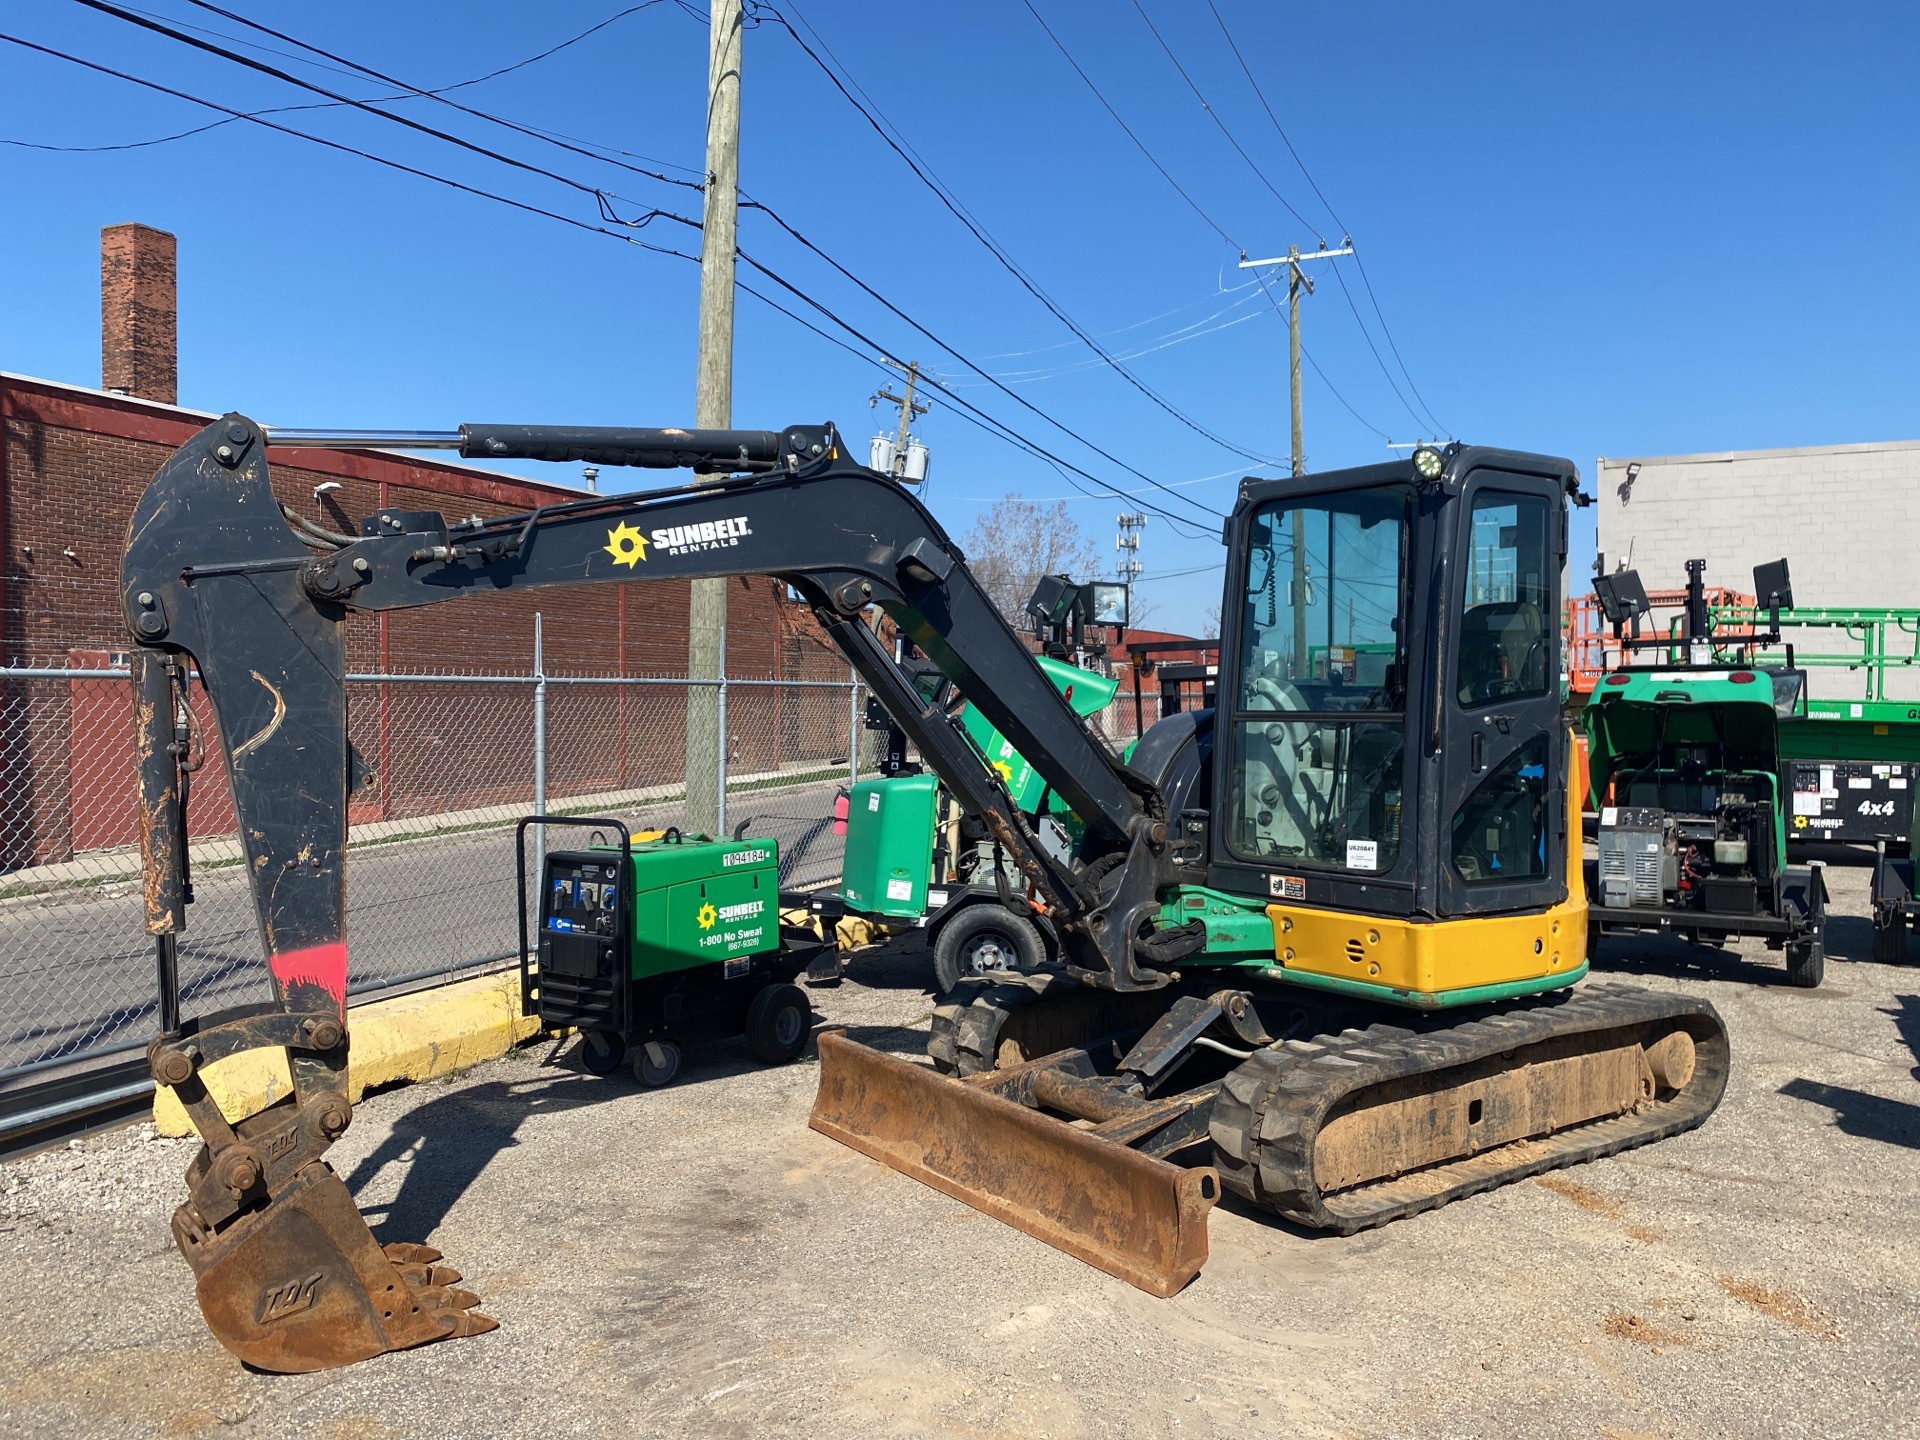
[{"x1": 1470, "y1": 731, "x2": 1485, "y2": 773}]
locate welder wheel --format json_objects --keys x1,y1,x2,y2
[
  {"x1": 633, "y1": 1039, "x2": 682, "y2": 1087},
  {"x1": 933, "y1": 906, "x2": 1046, "y2": 994},
  {"x1": 745, "y1": 983, "x2": 813, "y2": 1065},
  {"x1": 579, "y1": 1029, "x2": 626, "y2": 1077}
]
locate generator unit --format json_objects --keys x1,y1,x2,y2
[
  {"x1": 819, "y1": 649, "x2": 1118, "y2": 994},
  {"x1": 1584, "y1": 672, "x2": 1827, "y2": 985},
  {"x1": 517, "y1": 818, "x2": 827, "y2": 1086}
]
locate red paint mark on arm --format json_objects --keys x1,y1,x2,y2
[{"x1": 269, "y1": 941, "x2": 348, "y2": 1009}]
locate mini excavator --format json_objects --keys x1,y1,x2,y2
[{"x1": 123, "y1": 416, "x2": 1728, "y2": 1372}]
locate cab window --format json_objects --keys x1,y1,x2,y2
[{"x1": 1457, "y1": 492, "x2": 1552, "y2": 705}]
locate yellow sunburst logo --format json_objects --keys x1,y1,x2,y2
[
  {"x1": 989, "y1": 760, "x2": 1015, "y2": 786},
  {"x1": 604, "y1": 522, "x2": 649, "y2": 568},
  {"x1": 696, "y1": 902, "x2": 718, "y2": 930}
]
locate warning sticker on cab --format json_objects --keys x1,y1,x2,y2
[{"x1": 1268, "y1": 874, "x2": 1306, "y2": 901}]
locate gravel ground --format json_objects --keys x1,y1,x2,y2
[{"x1": 4, "y1": 852, "x2": 1918, "y2": 1439}]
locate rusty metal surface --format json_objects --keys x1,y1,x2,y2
[
  {"x1": 175, "y1": 1160, "x2": 495, "y2": 1373},
  {"x1": 808, "y1": 1030, "x2": 1216, "y2": 1298}
]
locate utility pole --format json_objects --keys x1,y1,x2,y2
[
  {"x1": 1238, "y1": 241, "x2": 1352, "y2": 677},
  {"x1": 870, "y1": 360, "x2": 931, "y2": 483},
  {"x1": 685, "y1": 0, "x2": 744, "y2": 835}
]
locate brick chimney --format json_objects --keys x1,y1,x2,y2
[{"x1": 100, "y1": 223, "x2": 178, "y2": 405}]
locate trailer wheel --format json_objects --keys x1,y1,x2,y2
[
  {"x1": 1873, "y1": 913, "x2": 1908, "y2": 965},
  {"x1": 933, "y1": 907, "x2": 1046, "y2": 995},
  {"x1": 1786, "y1": 931, "x2": 1826, "y2": 989},
  {"x1": 579, "y1": 1029, "x2": 626, "y2": 1077},
  {"x1": 745, "y1": 983, "x2": 813, "y2": 1065},
  {"x1": 633, "y1": 1039, "x2": 682, "y2": 1087}
]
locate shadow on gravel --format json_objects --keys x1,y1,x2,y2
[
  {"x1": 347, "y1": 1020, "x2": 929, "y2": 1240},
  {"x1": 1882, "y1": 994, "x2": 1920, "y2": 1079},
  {"x1": 1780, "y1": 1077, "x2": 1920, "y2": 1150},
  {"x1": 834, "y1": 937, "x2": 938, "y2": 993},
  {"x1": 823, "y1": 1023, "x2": 934, "y2": 1059},
  {"x1": 345, "y1": 1071, "x2": 613, "y2": 1245},
  {"x1": 1590, "y1": 939, "x2": 1794, "y2": 988}
]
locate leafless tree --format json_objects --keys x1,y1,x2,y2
[{"x1": 960, "y1": 494, "x2": 1101, "y2": 628}]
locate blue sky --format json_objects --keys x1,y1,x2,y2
[{"x1": 3, "y1": 1, "x2": 1916, "y2": 633}]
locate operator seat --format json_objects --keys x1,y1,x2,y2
[{"x1": 1458, "y1": 601, "x2": 1545, "y2": 702}]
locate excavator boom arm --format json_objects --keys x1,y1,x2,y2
[{"x1": 118, "y1": 412, "x2": 1190, "y2": 1370}]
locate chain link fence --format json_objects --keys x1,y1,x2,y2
[{"x1": 0, "y1": 635, "x2": 877, "y2": 1081}]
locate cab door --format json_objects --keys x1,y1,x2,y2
[{"x1": 1437, "y1": 470, "x2": 1567, "y2": 916}]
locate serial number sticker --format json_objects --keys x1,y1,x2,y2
[
  {"x1": 885, "y1": 878, "x2": 913, "y2": 901},
  {"x1": 1346, "y1": 840, "x2": 1379, "y2": 871},
  {"x1": 723, "y1": 956, "x2": 752, "y2": 979},
  {"x1": 868, "y1": 793, "x2": 881, "y2": 811},
  {"x1": 1269, "y1": 874, "x2": 1306, "y2": 901}
]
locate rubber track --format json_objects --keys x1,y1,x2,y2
[
  {"x1": 1208, "y1": 981, "x2": 1730, "y2": 1234},
  {"x1": 926, "y1": 971, "x2": 1068, "y2": 1076}
]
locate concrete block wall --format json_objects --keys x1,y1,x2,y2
[{"x1": 1595, "y1": 440, "x2": 1920, "y2": 701}]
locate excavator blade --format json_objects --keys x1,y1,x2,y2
[
  {"x1": 174, "y1": 1160, "x2": 495, "y2": 1373},
  {"x1": 809, "y1": 1030, "x2": 1217, "y2": 1297}
]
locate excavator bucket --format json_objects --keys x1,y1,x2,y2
[
  {"x1": 809, "y1": 1030, "x2": 1217, "y2": 1297},
  {"x1": 174, "y1": 1159, "x2": 496, "y2": 1373}
]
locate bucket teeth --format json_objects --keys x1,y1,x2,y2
[
  {"x1": 393, "y1": 1261, "x2": 465, "y2": 1288},
  {"x1": 180, "y1": 1161, "x2": 499, "y2": 1371},
  {"x1": 421, "y1": 1284, "x2": 497, "y2": 1336}
]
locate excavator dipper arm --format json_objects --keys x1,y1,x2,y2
[{"x1": 121, "y1": 414, "x2": 1191, "y2": 1370}]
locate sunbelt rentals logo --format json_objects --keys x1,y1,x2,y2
[
  {"x1": 604, "y1": 516, "x2": 753, "y2": 568},
  {"x1": 696, "y1": 899, "x2": 763, "y2": 930}
]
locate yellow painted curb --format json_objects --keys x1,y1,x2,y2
[{"x1": 154, "y1": 970, "x2": 542, "y2": 1138}]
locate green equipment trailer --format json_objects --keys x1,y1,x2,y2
[
  {"x1": 1695, "y1": 602, "x2": 1920, "y2": 848},
  {"x1": 1585, "y1": 562, "x2": 1829, "y2": 985},
  {"x1": 517, "y1": 817, "x2": 831, "y2": 1085},
  {"x1": 1682, "y1": 600, "x2": 1920, "y2": 963}
]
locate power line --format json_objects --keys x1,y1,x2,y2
[
  {"x1": 89, "y1": 0, "x2": 705, "y2": 196},
  {"x1": 1016, "y1": 0, "x2": 1399, "y2": 450},
  {"x1": 733, "y1": 230, "x2": 1223, "y2": 529},
  {"x1": 13, "y1": 19, "x2": 1219, "y2": 533},
  {"x1": 759, "y1": 1, "x2": 1280, "y2": 469},
  {"x1": 1201, "y1": 0, "x2": 1448, "y2": 436},
  {"x1": 1127, "y1": 0, "x2": 1428, "y2": 437},
  {"x1": 69, "y1": 0, "x2": 688, "y2": 219},
  {"x1": 1018, "y1": 0, "x2": 1238, "y2": 248},
  {"x1": 6, "y1": 5, "x2": 696, "y2": 165},
  {"x1": 1125, "y1": 0, "x2": 1318, "y2": 237},
  {"x1": 0, "y1": 31, "x2": 690, "y2": 249}
]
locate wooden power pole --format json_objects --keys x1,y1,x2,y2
[
  {"x1": 685, "y1": 0, "x2": 744, "y2": 834},
  {"x1": 1237, "y1": 242, "x2": 1353, "y2": 677}
]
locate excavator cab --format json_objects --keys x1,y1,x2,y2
[{"x1": 1215, "y1": 452, "x2": 1575, "y2": 977}]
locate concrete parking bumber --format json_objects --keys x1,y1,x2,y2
[{"x1": 3, "y1": 857, "x2": 1919, "y2": 1437}]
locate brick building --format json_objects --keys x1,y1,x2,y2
[
  {"x1": 1, "y1": 226, "x2": 848, "y2": 868},
  {"x1": 1595, "y1": 439, "x2": 1920, "y2": 700}
]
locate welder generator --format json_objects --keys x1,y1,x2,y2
[{"x1": 516, "y1": 817, "x2": 829, "y2": 1085}]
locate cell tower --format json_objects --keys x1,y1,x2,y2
[{"x1": 1116, "y1": 512, "x2": 1146, "y2": 585}]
